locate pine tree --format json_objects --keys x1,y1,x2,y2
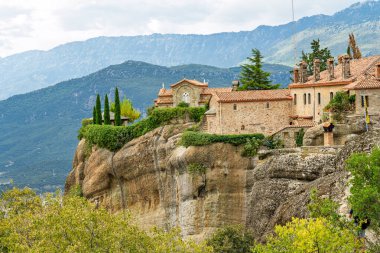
[
  {"x1": 104, "y1": 94, "x2": 111, "y2": 125},
  {"x1": 114, "y1": 88, "x2": 121, "y2": 126},
  {"x1": 239, "y1": 49, "x2": 280, "y2": 90},
  {"x1": 348, "y1": 33, "x2": 362, "y2": 59},
  {"x1": 301, "y1": 39, "x2": 332, "y2": 75},
  {"x1": 95, "y1": 94, "x2": 102, "y2": 125},
  {"x1": 92, "y1": 106, "x2": 96, "y2": 124}
]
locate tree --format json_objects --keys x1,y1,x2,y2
[
  {"x1": 301, "y1": 39, "x2": 332, "y2": 75},
  {"x1": 239, "y1": 49, "x2": 280, "y2": 90},
  {"x1": 104, "y1": 94, "x2": 111, "y2": 125},
  {"x1": 114, "y1": 88, "x2": 121, "y2": 126},
  {"x1": 111, "y1": 98, "x2": 141, "y2": 123},
  {"x1": 206, "y1": 225, "x2": 254, "y2": 253},
  {"x1": 348, "y1": 33, "x2": 362, "y2": 59},
  {"x1": 95, "y1": 94, "x2": 102, "y2": 125},
  {"x1": 92, "y1": 106, "x2": 96, "y2": 124},
  {"x1": 253, "y1": 217, "x2": 361, "y2": 253},
  {"x1": 346, "y1": 147, "x2": 380, "y2": 228},
  {"x1": 0, "y1": 187, "x2": 212, "y2": 252}
]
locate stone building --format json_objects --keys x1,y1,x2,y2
[
  {"x1": 289, "y1": 55, "x2": 380, "y2": 123},
  {"x1": 154, "y1": 55, "x2": 380, "y2": 145}
]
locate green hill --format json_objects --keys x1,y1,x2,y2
[{"x1": 0, "y1": 61, "x2": 291, "y2": 191}]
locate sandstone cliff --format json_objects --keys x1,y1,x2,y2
[{"x1": 65, "y1": 124, "x2": 380, "y2": 241}]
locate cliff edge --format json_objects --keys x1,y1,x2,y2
[{"x1": 65, "y1": 123, "x2": 380, "y2": 241}]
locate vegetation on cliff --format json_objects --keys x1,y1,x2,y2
[
  {"x1": 0, "y1": 187, "x2": 211, "y2": 252},
  {"x1": 79, "y1": 107, "x2": 206, "y2": 151}
]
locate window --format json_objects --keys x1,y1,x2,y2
[
  {"x1": 182, "y1": 92, "x2": 190, "y2": 103},
  {"x1": 294, "y1": 94, "x2": 297, "y2": 105},
  {"x1": 241, "y1": 125, "x2": 245, "y2": 130},
  {"x1": 233, "y1": 104, "x2": 237, "y2": 110},
  {"x1": 303, "y1": 93, "x2": 307, "y2": 105},
  {"x1": 361, "y1": 96, "x2": 369, "y2": 107},
  {"x1": 283, "y1": 132, "x2": 289, "y2": 138},
  {"x1": 308, "y1": 93, "x2": 311, "y2": 104},
  {"x1": 266, "y1": 102, "x2": 270, "y2": 108},
  {"x1": 330, "y1": 92, "x2": 334, "y2": 101},
  {"x1": 318, "y1": 93, "x2": 321, "y2": 105}
]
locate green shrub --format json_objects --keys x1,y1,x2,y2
[
  {"x1": 324, "y1": 91, "x2": 353, "y2": 122},
  {"x1": 262, "y1": 136, "x2": 284, "y2": 149},
  {"x1": 180, "y1": 131, "x2": 264, "y2": 147},
  {"x1": 207, "y1": 225, "x2": 254, "y2": 253},
  {"x1": 187, "y1": 163, "x2": 207, "y2": 175},
  {"x1": 79, "y1": 107, "x2": 206, "y2": 151},
  {"x1": 241, "y1": 138, "x2": 261, "y2": 157},
  {"x1": 81, "y1": 118, "x2": 93, "y2": 127},
  {"x1": 295, "y1": 128, "x2": 305, "y2": 147},
  {"x1": 177, "y1": 101, "x2": 189, "y2": 107}
]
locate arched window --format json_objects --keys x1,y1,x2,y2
[
  {"x1": 233, "y1": 104, "x2": 237, "y2": 110},
  {"x1": 182, "y1": 92, "x2": 190, "y2": 103}
]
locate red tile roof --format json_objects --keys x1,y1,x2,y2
[
  {"x1": 289, "y1": 56, "x2": 380, "y2": 89},
  {"x1": 350, "y1": 78, "x2": 380, "y2": 90},
  {"x1": 215, "y1": 89, "x2": 292, "y2": 103},
  {"x1": 170, "y1": 79, "x2": 208, "y2": 88}
]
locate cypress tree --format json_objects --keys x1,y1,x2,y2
[
  {"x1": 96, "y1": 94, "x2": 102, "y2": 125},
  {"x1": 114, "y1": 88, "x2": 121, "y2": 126},
  {"x1": 92, "y1": 106, "x2": 96, "y2": 124},
  {"x1": 104, "y1": 94, "x2": 111, "y2": 125}
]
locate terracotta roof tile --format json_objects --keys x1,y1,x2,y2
[
  {"x1": 202, "y1": 87, "x2": 232, "y2": 94},
  {"x1": 289, "y1": 56, "x2": 380, "y2": 88},
  {"x1": 170, "y1": 78, "x2": 208, "y2": 88},
  {"x1": 215, "y1": 89, "x2": 292, "y2": 103},
  {"x1": 158, "y1": 88, "x2": 172, "y2": 96},
  {"x1": 351, "y1": 78, "x2": 380, "y2": 90}
]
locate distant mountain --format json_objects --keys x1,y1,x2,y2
[
  {"x1": 0, "y1": 61, "x2": 291, "y2": 191},
  {"x1": 0, "y1": 1, "x2": 379, "y2": 100}
]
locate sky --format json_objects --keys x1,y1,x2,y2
[{"x1": 0, "y1": 0, "x2": 366, "y2": 57}]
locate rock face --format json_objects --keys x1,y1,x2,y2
[{"x1": 65, "y1": 125, "x2": 380, "y2": 241}]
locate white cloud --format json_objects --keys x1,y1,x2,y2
[{"x1": 0, "y1": 0, "x2": 366, "y2": 57}]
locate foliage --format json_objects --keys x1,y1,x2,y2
[
  {"x1": 114, "y1": 87, "x2": 121, "y2": 126},
  {"x1": 104, "y1": 94, "x2": 111, "y2": 125},
  {"x1": 112, "y1": 98, "x2": 141, "y2": 122},
  {"x1": 177, "y1": 101, "x2": 190, "y2": 108},
  {"x1": 262, "y1": 136, "x2": 284, "y2": 149},
  {"x1": 295, "y1": 128, "x2": 305, "y2": 147},
  {"x1": 324, "y1": 91, "x2": 354, "y2": 122},
  {"x1": 346, "y1": 147, "x2": 380, "y2": 228},
  {"x1": 348, "y1": 33, "x2": 362, "y2": 59},
  {"x1": 95, "y1": 94, "x2": 102, "y2": 125},
  {"x1": 301, "y1": 39, "x2": 332, "y2": 74},
  {"x1": 253, "y1": 217, "x2": 361, "y2": 253},
  {"x1": 79, "y1": 107, "x2": 206, "y2": 151},
  {"x1": 92, "y1": 106, "x2": 96, "y2": 124},
  {"x1": 206, "y1": 225, "x2": 254, "y2": 253},
  {"x1": 0, "y1": 187, "x2": 211, "y2": 252},
  {"x1": 81, "y1": 118, "x2": 93, "y2": 127},
  {"x1": 239, "y1": 49, "x2": 280, "y2": 90},
  {"x1": 187, "y1": 163, "x2": 207, "y2": 175},
  {"x1": 307, "y1": 188, "x2": 340, "y2": 222},
  {"x1": 179, "y1": 131, "x2": 265, "y2": 148},
  {"x1": 241, "y1": 138, "x2": 261, "y2": 157}
]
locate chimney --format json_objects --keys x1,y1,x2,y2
[
  {"x1": 300, "y1": 61, "x2": 308, "y2": 83},
  {"x1": 342, "y1": 54, "x2": 351, "y2": 79},
  {"x1": 232, "y1": 80, "x2": 240, "y2": 91},
  {"x1": 376, "y1": 63, "x2": 380, "y2": 79},
  {"x1": 327, "y1": 58, "x2": 335, "y2": 80},
  {"x1": 313, "y1": 59, "x2": 321, "y2": 81},
  {"x1": 293, "y1": 67, "x2": 299, "y2": 83}
]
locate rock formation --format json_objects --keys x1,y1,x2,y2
[{"x1": 65, "y1": 122, "x2": 380, "y2": 241}]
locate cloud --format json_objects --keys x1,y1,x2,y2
[{"x1": 0, "y1": 0, "x2": 366, "y2": 57}]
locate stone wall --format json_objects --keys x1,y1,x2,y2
[
  {"x1": 273, "y1": 127, "x2": 308, "y2": 148},
  {"x1": 206, "y1": 100, "x2": 292, "y2": 135},
  {"x1": 354, "y1": 89, "x2": 380, "y2": 116},
  {"x1": 172, "y1": 82, "x2": 203, "y2": 107}
]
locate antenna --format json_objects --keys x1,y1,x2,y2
[
  {"x1": 162, "y1": 82, "x2": 165, "y2": 89},
  {"x1": 292, "y1": 0, "x2": 297, "y2": 66}
]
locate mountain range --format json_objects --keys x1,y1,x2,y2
[
  {"x1": 0, "y1": 61, "x2": 291, "y2": 191},
  {"x1": 0, "y1": 1, "x2": 379, "y2": 100}
]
